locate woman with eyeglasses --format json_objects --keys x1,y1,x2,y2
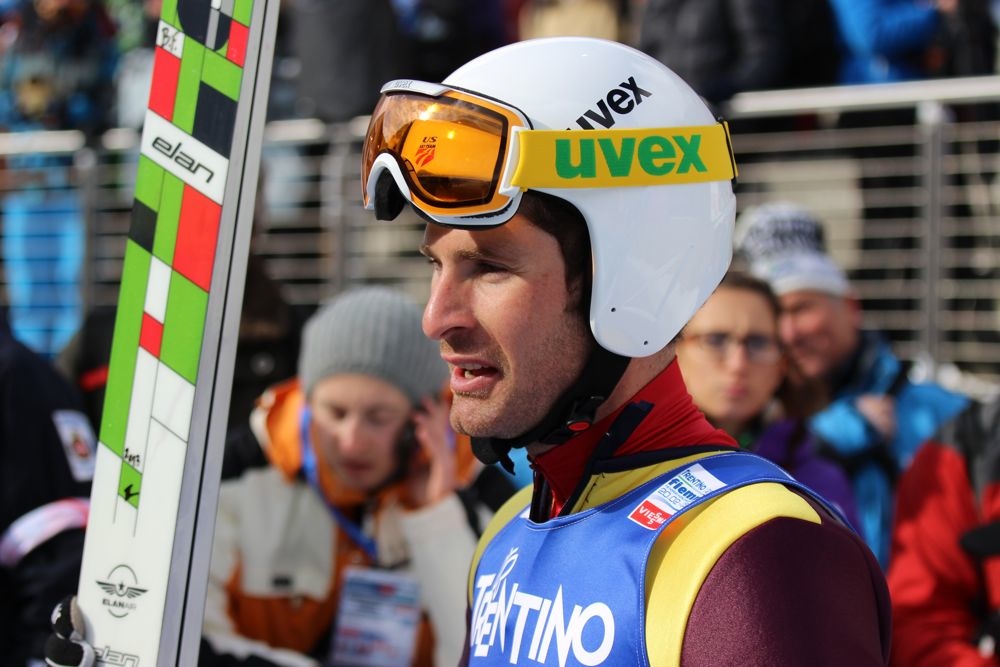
[{"x1": 677, "y1": 270, "x2": 860, "y2": 530}]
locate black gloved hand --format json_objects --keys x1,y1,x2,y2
[{"x1": 44, "y1": 595, "x2": 94, "y2": 667}]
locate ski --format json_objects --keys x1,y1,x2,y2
[{"x1": 75, "y1": 0, "x2": 280, "y2": 664}]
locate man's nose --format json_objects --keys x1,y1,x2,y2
[
  {"x1": 779, "y1": 314, "x2": 799, "y2": 346},
  {"x1": 422, "y1": 268, "x2": 472, "y2": 341}
]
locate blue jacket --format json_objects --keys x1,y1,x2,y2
[
  {"x1": 828, "y1": 0, "x2": 943, "y2": 84},
  {"x1": 750, "y1": 419, "x2": 861, "y2": 532},
  {"x1": 810, "y1": 331, "x2": 968, "y2": 567}
]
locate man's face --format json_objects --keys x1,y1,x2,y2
[
  {"x1": 308, "y1": 373, "x2": 411, "y2": 493},
  {"x1": 420, "y1": 214, "x2": 591, "y2": 439},
  {"x1": 778, "y1": 290, "x2": 860, "y2": 381}
]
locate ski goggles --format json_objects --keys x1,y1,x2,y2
[{"x1": 362, "y1": 80, "x2": 738, "y2": 224}]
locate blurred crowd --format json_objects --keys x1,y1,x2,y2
[
  {"x1": 3, "y1": 0, "x2": 1000, "y2": 666},
  {"x1": 1, "y1": 0, "x2": 997, "y2": 131},
  {"x1": 0, "y1": 0, "x2": 997, "y2": 356}
]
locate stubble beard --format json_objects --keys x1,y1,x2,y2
[{"x1": 447, "y1": 315, "x2": 592, "y2": 441}]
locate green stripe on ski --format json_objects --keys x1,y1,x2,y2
[
  {"x1": 99, "y1": 241, "x2": 151, "y2": 455},
  {"x1": 118, "y1": 462, "x2": 142, "y2": 507},
  {"x1": 234, "y1": 0, "x2": 253, "y2": 25},
  {"x1": 174, "y1": 39, "x2": 205, "y2": 133},
  {"x1": 203, "y1": 50, "x2": 243, "y2": 100},
  {"x1": 161, "y1": 272, "x2": 208, "y2": 384},
  {"x1": 154, "y1": 172, "x2": 185, "y2": 263},
  {"x1": 134, "y1": 156, "x2": 165, "y2": 211}
]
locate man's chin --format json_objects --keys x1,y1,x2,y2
[
  {"x1": 794, "y1": 359, "x2": 829, "y2": 383},
  {"x1": 450, "y1": 398, "x2": 534, "y2": 441},
  {"x1": 449, "y1": 398, "x2": 494, "y2": 438}
]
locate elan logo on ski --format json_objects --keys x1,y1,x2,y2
[{"x1": 95, "y1": 564, "x2": 148, "y2": 619}]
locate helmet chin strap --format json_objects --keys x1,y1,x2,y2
[{"x1": 470, "y1": 344, "x2": 631, "y2": 472}]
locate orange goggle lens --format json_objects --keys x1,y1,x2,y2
[{"x1": 362, "y1": 89, "x2": 527, "y2": 217}]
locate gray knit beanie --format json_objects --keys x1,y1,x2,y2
[{"x1": 298, "y1": 286, "x2": 448, "y2": 404}]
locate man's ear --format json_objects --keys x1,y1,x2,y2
[{"x1": 844, "y1": 292, "x2": 864, "y2": 329}]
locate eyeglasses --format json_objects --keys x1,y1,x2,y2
[{"x1": 682, "y1": 332, "x2": 782, "y2": 364}]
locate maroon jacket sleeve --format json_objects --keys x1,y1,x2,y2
[
  {"x1": 681, "y1": 512, "x2": 891, "y2": 666},
  {"x1": 886, "y1": 442, "x2": 996, "y2": 667}
]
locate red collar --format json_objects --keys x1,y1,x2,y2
[{"x1": 532, "y1": 360, "x2": 736, "y2": 515}]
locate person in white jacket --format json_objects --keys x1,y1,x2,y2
[
  {"x1": 47, "y1": 285, "x2": 501, "y2": 667},
  {"x1": 200, "y1": 285, "x2": 495, "y2": 667}
]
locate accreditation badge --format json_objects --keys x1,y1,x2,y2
[
  {"x1": 51, "y1": 410, "x2": 96, "y2": 482},
  {"x1": 329, "y1": 566, "x2": 422, "y2": 667}
]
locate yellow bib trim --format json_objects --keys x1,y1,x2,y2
[{"x1": 646, "y1": 481, "x2": 823, "y2": 665}]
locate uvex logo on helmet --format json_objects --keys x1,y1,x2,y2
[
  {"x1": 512, "y1": 124, "x2": 734, "y2": 190},
  {"x1": 574, "y1": 76, "x2": 652, "y2": 130},
  {"x1": 555, "y1": 133, "x2": 707, "y2": 180}
]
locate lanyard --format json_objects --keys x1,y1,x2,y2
[{"x1": 299, "y1": 406, "x2": 378, "y2": 561}]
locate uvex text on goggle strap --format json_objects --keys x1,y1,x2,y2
[{"x1": 362, "y1": 80, "x2": 738, "y2": 224}]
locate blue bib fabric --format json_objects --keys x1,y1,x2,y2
[{"x1": 468, "y1": 451, "x2": 845, "y2": 666}]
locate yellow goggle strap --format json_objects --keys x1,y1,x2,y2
[{"x1": 511, "y1": 122, "x2": 737, "y2": 189}]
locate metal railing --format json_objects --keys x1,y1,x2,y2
[
  {"x1": 1, "y1": 75, "x2": 999, "y2": 391},
  {"x1": 725, "y1": 76, "x2": 1000, "y2": 394}
]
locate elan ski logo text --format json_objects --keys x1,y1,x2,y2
[
  {"x1": 151, "y1": 136, "x2": 216, "y2": 183},
  {"x1": 96, "y1": 564, "x2": 148, "y2": 618},
  {"x1": 95, "y1": 646, "x2": 140, "y2": 667},
  {"x1": 574, "y1": 76, "x2": 652, "y2": 130},
  {"x1": 471, "y1": 548, "x2": 615, "y2": 666},
  {"x1": 141, "y1": 111, "x2": 228, "y2": 203}
]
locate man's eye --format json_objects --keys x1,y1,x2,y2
[{"x1": 476, "y1": 261, "x2": 507, "y2": 274}]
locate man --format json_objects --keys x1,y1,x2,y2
[
  {"x1": 46, "y1": 287, "x2": 509, "y2": 667},
  {"x1": 0, "y1": 315, "x2": 96, "y2": 666},
  {"x1": 363, "y1": 38, "x2": 889, "y2": 664},
  {"x1": 734, "y1": 201, "x2": 968, "y2": 567},
  {"x1": 887, "y1": 397, "x2": 1000, "y2": 666},
  {"x1": 47, "y1": 38, "x2": 889, "y2": 666},
  {"x1": 197, "y1": 286, "x2": 498, "y2": 666}
]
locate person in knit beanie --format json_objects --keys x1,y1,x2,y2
[
  {"x1": 295, "y1": 285, "x2": 450, "y2": 492},
  {"x1": 196, "y1": 285, "x2": 492, "y2": 666},
  {"x1": 43, "y1": 284, "x2": 510, "y2": 667}
]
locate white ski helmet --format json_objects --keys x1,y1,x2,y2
[{"x1": 362, "y1": 37, "x2": 737, "y2": 358}]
